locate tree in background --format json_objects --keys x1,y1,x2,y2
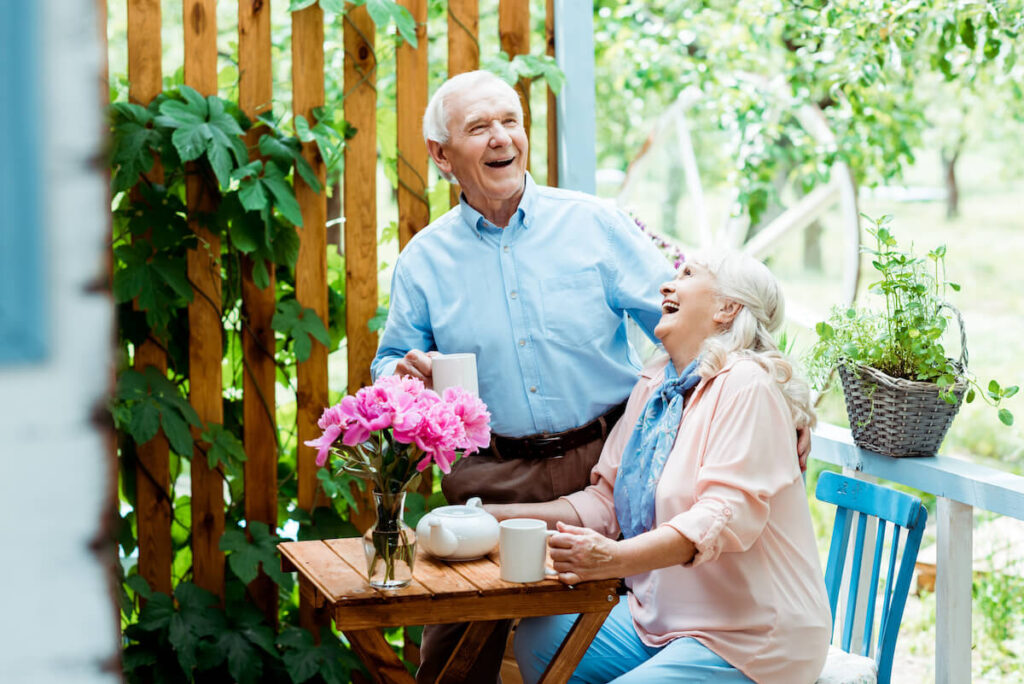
[{"x1": 593, "y1": 0, "x2": 1023, "y2": 225}]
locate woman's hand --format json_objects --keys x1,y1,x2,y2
[{"x1": 548, "y1": 521, "x2": 621, "y2": 584}]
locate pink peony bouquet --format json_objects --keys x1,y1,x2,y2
[{"x1": 304, "y1": 374, "x2": 491, "y2": 496}]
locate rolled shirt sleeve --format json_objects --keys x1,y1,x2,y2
[{"x1": 664, "y1": 370, "x2": 801, "y2": 567}]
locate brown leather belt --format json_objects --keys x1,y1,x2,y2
[{"x1": 481, "y1": 401, "x2": 628, "y2": 461}]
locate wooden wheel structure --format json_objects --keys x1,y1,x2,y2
[{"x1": 612, "y1": 86, "x2": 861, "y2": 330}]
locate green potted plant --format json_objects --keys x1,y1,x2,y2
[{"x1": 807, "y1": 215, "x2": 1016, "y2": 457}]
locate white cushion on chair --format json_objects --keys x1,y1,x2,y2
[{"x1": 815, "y1": 644, "x2": 878, "y2": 684}]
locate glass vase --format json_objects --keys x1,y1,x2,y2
[{"x1": 362, "y1": 489, "x2": 417, "y2": 589}]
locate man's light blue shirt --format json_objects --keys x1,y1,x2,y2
[{"x1": 371, "y1": 173, "x2": 675, "y2": 437}]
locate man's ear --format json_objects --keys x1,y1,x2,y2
[
  {"x1": 713, "y1": 299, "x2": 742, "y2": 325},
  {"x1": 427, "y1": 140, "x2": 452, "y2": 177}
]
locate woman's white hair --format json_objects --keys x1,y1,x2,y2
[
  {"x1": 422, "y1": 70, "x2": 521, "y2": 145},
  {"x1": 690, "y1": 248, "x2": 817, "y2": 430}
]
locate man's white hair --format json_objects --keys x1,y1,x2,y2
[{"x1": 422, "y1": 70, "x2": 522, "y2": 145}]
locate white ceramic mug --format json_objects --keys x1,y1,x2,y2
[
  {"x1": 499, "y1": 518, "x2": 557, "y2": 583},
  {"x1": 431, "y1": 352, "x2": 479, "y2": 396}
]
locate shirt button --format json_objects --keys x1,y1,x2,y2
[
  {"x1": 503, "y1": 245, "x2": 510, "y2": 253},
  {"x1": 510, "y1": 290, "x2": 518, "y2": 299},
  {"x1": 518, "y1": 339, "x2": 526, "y2": 347},
  {"x1": 529, "y1": 386, "x2": 537, "y2": 393}
]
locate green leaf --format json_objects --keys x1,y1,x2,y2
[
  {"x1": 220, "y1": 522, "x2": 293, "y2": 589},
  {"x1": 366, "y1": 0, "x2": 418, "y2": 48},
  {"x1": 136, "y1": 592, "x2": 175, "y2": 631},
  {"x1": 368, "y1": 305, "x2": 388, "y2": 332},
  {"x1": 201, "y1": 423, "x2": 248, "y2": 470},
  {"x1": 218, "y1": 631, "x2": 263, "y2": 684},
  {"x1": 998, "y1": 409, "x2": 1014, "y2": 426},
  {"x1": 988, "y1": 379, "x2": 1002, "y2": 398},
  {"x1": 1004, "y1": 385, "x2": 1019, "y2": 399},
  {"x1": 129, "y1": 399, "x2": 162, "y2": 445},
  {"x1": 966, "y1": 388, "x2": 976, "y2": 403},
  {"x1": 288, "y1": 0, "x2": 318, "y2": 10},
  {"x1": 264, "y1": 171, "x2": 304, "y2": 227},
  {"x1": 279, "y1": 627, "x2": 322, "y2": 683},
  {"x1": 238, "y1": 176, "x2": 269, "y2": 213},
  {"x1": 273, "y1": 300, "x2": 330, "y2": 362}
]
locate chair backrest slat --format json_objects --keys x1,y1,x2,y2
[
  {"x1": 815, "y1": 471, "x2": 928, "y2": 684},
  {"x1": 841, "y1": 511, "x2": 870, "y2": 652},
  {"x1": 860, "y1": 518, "x2": 888, "y2": 656}
]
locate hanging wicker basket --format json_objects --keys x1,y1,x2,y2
[{"x1": 837, "y1": 305, "x2": 969, "y2": 458}]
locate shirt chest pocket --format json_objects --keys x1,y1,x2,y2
[{"x1": 539, "y1": 268, "x2": 615, "y2": 346}]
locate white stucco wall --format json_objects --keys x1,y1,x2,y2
[{"x1": 0, "y1": 0, "x2": 120, "y2": 682}]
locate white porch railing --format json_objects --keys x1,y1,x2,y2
[{"x1": 812, "y1": 423, "x2": 1024, "y2": 684}]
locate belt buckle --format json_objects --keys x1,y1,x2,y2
[{"x1": 530, "y1": 433, "x2": 565, "y2": 459}]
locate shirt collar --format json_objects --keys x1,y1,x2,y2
[{"x1": 458, "y1": 172, "x2": 538, "y2": 236}]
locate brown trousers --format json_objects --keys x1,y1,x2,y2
[{"x1": 416, "y1": 437, "x2": 608, "y2": 684}]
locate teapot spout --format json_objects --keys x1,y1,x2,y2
[{"x1": 428, "y1": 517, "x2": 459, "y2": 557}]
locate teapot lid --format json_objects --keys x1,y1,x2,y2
[{"x1": 431, "y1": 504, "x2": 487, "y2": 518}]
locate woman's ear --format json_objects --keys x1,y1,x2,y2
[{"x1": 713, "y1": 299, "x2": 742, "y2": 325}]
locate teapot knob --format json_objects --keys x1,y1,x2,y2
[{"x1": 467, "y1": 496, "x2": 483, "y2": 508}]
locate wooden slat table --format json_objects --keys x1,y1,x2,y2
[{"x1": 279, "y1": 538, "x2": 619, "y2": 684}]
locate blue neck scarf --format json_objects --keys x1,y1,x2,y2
[{"x1": 614, "y1": 358, "x2": 702, "y2": 539}]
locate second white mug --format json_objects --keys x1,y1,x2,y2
[
  {"x1": 431, "y1": 352, "x2": 478, "y2": 396},
  {"x1": 499, "y1": 518, "x2": 557, "y2": 583}
]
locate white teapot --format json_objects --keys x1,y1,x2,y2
[{"x1": 415, "y1": 497, "x2": 499, "y2": 561}]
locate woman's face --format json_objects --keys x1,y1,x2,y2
[{"x1": 654, "y1": 262, "x2": 725, "y2": 357}]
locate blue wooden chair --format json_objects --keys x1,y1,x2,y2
[{"x1": 814, "y1": 471, "x2": 928, "y2": 684}]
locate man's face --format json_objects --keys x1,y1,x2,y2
[{"x1": 429, "y1": 81, "x2": 529, "y2": 214}]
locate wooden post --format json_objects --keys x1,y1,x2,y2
[
  {"x1": 128, "y1": 0, "x2": 172, "y2": 599},
  {"x1": 183, "y1": 0, "x2": 225, "y2": 600},
  {"x1": 446, "y1": 0, "x2": 478, "y2": 207},
  {"x1": 552, "y1": 0, "x2": 596, "y2": 194},
  {"x1": 292, "y1": 0, "x2": 329, "y2": 636},
  {"x1": 936, "y1": 497, "x2": 973, "y2": 684},
  {"x1": 239, "y1": 0, "x2": 278, "y2": 622},
  {"x1": 344, "y1": 4, "x2": 378, "y2": 533},
  {"x1": 396, "y1": 0, "x2": 429, "y2": 249},
  {"x1": 499, "y1": 0, "x2": 530, "y2": 167},
  {"x1": 545, "y1": 0, "x2": 557, "y2": 187}
]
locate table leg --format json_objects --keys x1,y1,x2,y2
[
  {"x1": 537, "y1": 608, "x2": 613, "y2": 684},
  {"x1": 435, "y1": 620, "x2": 501, "y2": 684},
  {"x1": 344, "y1": 628, "x2": 415, "y2": 684}
]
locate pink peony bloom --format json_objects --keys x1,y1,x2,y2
[
  {"x1": 413, "y1": 401, "x2": 466, "y2": 474},
  {"x1": 304, "y1": 423, "x2": 342, "y2": 467},
  {"x1": 443, "y1": 387, "x2": 492, "y2": 454}
]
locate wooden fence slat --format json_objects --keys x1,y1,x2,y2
[
  {"x1": 397, "y1": 0, "x2": 429, "y2": 250},
  {"x1": 183, "y1": 0, "x2": 225, "y2": 600},
  {"x1": 128, "y1": 0, "x2": 172, "y2": 599},
  {"x1": 292, "y1": 1, "x2": 330, "y2": 636},
  {"x1": 344, "y1": 5, "x2": 379, "y2": 534},
  {"x1": 342, "y1": 6, "x2": 377, "y2": 400},
  {"x1": 446, "y1": 0, "x2": 479, "y2": 207},
  {"x1": 545, "y1": 0, "x2": 557, "y2": 187},
  {"x1": 239, "y1": 0, "x2": 278, "y2": 622},
  {"x1": 396, "y1": 0, "x2": 434, "y2": 514},
  {"x1": 292, "y1": 3, "x2": 328, "y2": 513},
  {"x1": 499, "y1": 0, "x2": 530, "y2": 167}
]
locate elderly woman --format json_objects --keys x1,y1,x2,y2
[{"x1": 486, "y1": 251, "x2": 831, "y2": 683}]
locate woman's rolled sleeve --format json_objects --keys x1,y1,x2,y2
[{"x1": 665, "y1": 368, "x2": 800, "y2": 567}]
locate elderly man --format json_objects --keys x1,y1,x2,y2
[{"x1": 370, "y1": 69, "x2": 674, "y2": 682}]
